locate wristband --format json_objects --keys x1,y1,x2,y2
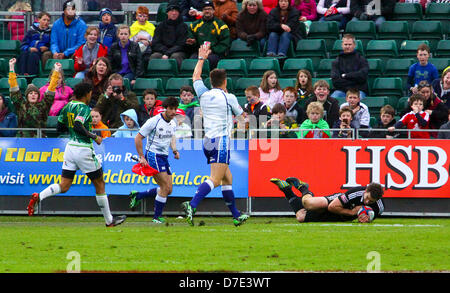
[{"x1": 198, "y1": 56, "x2": 204, "y2": 60}]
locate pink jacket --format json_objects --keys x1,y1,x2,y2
[
  {"x1": 291, "y1": 0, "x2": 318, "y2": 20},
  {"x1": 8, "y1": 14, "x2": 26, "y2": 41},
  {"x1": 259, "y1": 88, "x2": 284, "y2": 110},
  {"x1": 39, "y1": 84, "x2": 73, "y2": 116}
]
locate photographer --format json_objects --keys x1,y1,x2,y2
[
  {"x1": 332, "y1": 106, "x2": 355, "y2": 138},
  {"x1": 95, "y1": 73, "x2": 139, "y2": 129}
]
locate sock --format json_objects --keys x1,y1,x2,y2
[
  {"x1": 96, "y1": 194, "x2": 113, "y2": 225},
  {"x1": 222, "y1": 185, "x2": 241, "y2": 219},
  {"x1": 288, "y1": 197, "x2": 304, "y2": 213},
  {"x1": 136, "y1": 187, "x2": 158, "y2": 200},
  {"x1": 190, "y1": 179, "x2": 214, "y2": 209},
  {"x1": 299, "y1": 185, "x2": 312, "y2": 196},
  {"x1": 154, "y1": 194, "x2": 167, "y2": 219},
  {"x1": 281, "y1": 186, "x2": 297, "y2": 200},
  {"x1": 39, "y1": 184, "x2": 61, "y2": 201}
]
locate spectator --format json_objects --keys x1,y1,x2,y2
[
  {"x1": 137, "y1": 88, "x2": 163, "y2": 126},
  {"x1": 98, "y1": 8, "x2": 117, "y2": 50},
  {"x1": 291, "y1": 0, "x2": 317, "y2": 33},
  {"x1": 17, "y1": 11, "x2": 51, "y2": 76},
  {"x1": 95, "y1": 73, "x2": 139, "y2": 129},
  {"x1": 83, "y1": 57, "x2": 112, "y2": 108},
  {"x1": 180, "y1": 0, "x2": 205, "y2": 22},
  {"x1": 332, "y1": 106, "x2": 354, "y2": 138},
  {"x1": 263, "y1": 0, "x2": 279, "y2": 14},
  {"x1": 297, "y1": 101, "x2": 331, "y2": 138},
  {"x1": 178, "y1": 85, "x2": 201, "y2": 127},
  {"x1": 0, "y1": 94, "x2": 18, "y2": 137},
  {"x1": 243, "y1": 85, "x2": 270, "y2": 130},
  {"x1": 73, "y1": 27, "x2": 108, "y2": 79},
  {"x1": 398, "y1": 0, "x2": 431, "y2": 12},
  {"x1": 265, "y1": 103, "x2": 298, "y2": 138},
  {"x1": 150, "y1": 3, "x2": 188, "y2": 68},
  {"x1": 175, "y1": 108, "x2": 193, "y2": 138},
  {"x1": 186, "y1": 1, "x2": 231, "y2": 69},
  {"x1": 108, "y1": 25, "x2": 144, "y2": 85},
  {"x1": 407, "y1": 43, "x2": 439, "y2": 95},
  {"x1": 266, "y1": 0, "x2": 301, "y2": 57},
  {"x1": 113, "y1": 109, "x2": 140, "y2": 138},
  {"x1": 8, "y1": 58, "x2": 56, "y2": 137},
  {"x1": 283, "y1": 86, "x2": 306, "y2": 126},
  {"x1": 304, "y1": 79, "x2": 340, "y2": 128},
  {"x1": 129, "y1": 6, "x2": 155, "y2": 68},
  {"x1": 7, "y1": 1, "x2": 32, "y2": 41},
  {"x1": 331, "y1": 34, "x2": 369, "y2": 99},
  {"x1": 259, "y1": 70, "x2": 284, "y2": 109},
  {"x1": 350, "y1": 0, "x2": 396, "y2": 30},
  {"x1": 438, "y1": 109, "x2": 450, "y2": 139},
  {"x1": 432, "y1": 67, "x2": 450, "y2": 108},
  {"x1": 236, "y1": 0, "x2": 268, "y2": 49},
  {"x1": 213, "y1": 0, "x2": 239, "y2": 39},
  {"x1": 389, "y1": 94, "x2": 430, "y2": 139},
  {"x1": 317, "y1": 0, "x2": 351, "y2": 30},
  {"x1": 39, "y1": 68, "x2": 73, "y2": 116},
  {"x1": 50, "y1": 1, "x2": 87, "y2": 59},
  {"x1": 295, "y1": 69, "x2": 313, "y2": 108},
  {"x1": 339, "y1": 88, "x2": 370, "y2": 137},
  {"x1": 91, "y1": 107, "x2": 111, "y2": 138},
  {"x1": 368, "y1": 104, "x2": 399, "y2": 138}
]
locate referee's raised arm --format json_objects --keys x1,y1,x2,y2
[{"x1": 192, "y1": 43, "x2": 211, "y2": 82}]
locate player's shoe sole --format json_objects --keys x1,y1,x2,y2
[
  {"x1": 106, "y1": 215, "x2": 127, "y2": 227},
  {"x1": 269, "y1": 178, "x2": 290, "y2": 190},
  {"x1": 233, "y1": 214, "x2": 250, "y2": 227},
  {"x1": 27, "y1": 193, "x2": 39, "y2": 216},
  {"x1": 128, "y1": 190, "x2": 140, "y2": 210},
  {"x1": 286, "y1": 177, "x2": 309, "y2": 192},
  {"x1": 181, "y1": 201, "x2": 194, "y2": 226}
]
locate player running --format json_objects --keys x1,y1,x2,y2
[
  {"x1": 181, "y1": 43, "x2": 249, "y2": 227},
  {"x1": 128, "y1": 97, "x2": 180, "y2": 224},
  {"x1": 27, "y1": 79, "x2": 126, "y2": 227},
  {"x1": 270, "y1": 177, "x2": 384, "y2": 223}
]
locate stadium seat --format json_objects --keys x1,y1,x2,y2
[
  {"x1": 204, "y1": 77, "x2": 233, "y2": 93},
  {"x1": 145, "y1": 58, "x2": 178, "y2": 78},
  {"x1": 363, "y1": 96, "x2": 392, "y2": 116},
  {"x1": 236, "y1": 96, "x2": 248, "y2": 108},
  {"x1": 369, "y1": 116, "x2": 376, "y2": 127},
  {"x1": 234, "y1": 77, "x2": 261, "y2": 96},
  {"x1": 247, "y1": 58, "x2": 281, "y2": 77},
  {"x1": 123, "y1": 78, "x2": 131, "y2": 92},
  {"x1": 367, "y1": 59, "x2": 383, "y2": 91},
  {"x1": 0, "y1": 77, "x2": 27, "y2": 95},
  {"x1": 344, "y1": 21, "x2": 377, "y2": 50},
  {"x1": 396, "y1": 96, "x2": 410, "y2": 113},
  {"x1": 399, "y1": 40, "x2": 430, "y2": 58},
  {"x1": 65, "y1": 78, "x2": 83, "y2": 88},
  {"x1": 41, "y1": 59, "x2": 74, "y2": 77},
  {"x1": 365, "y1": 40, "x2": 398, "y2": 63},
  {"x1": 384, "y1": 58, "x2": 414, "y2": 89},
  {"x1": 330, "y1": 39, "x2": 364, "y2": 58},
  {"x1": 294, "y1": 39, "x2": 327, "y2": 69},
  {"x1": 434, "y1": 40, "x2": 450, "y2": 59},
  {"x1": 410, "y1": 21, "x2": 443, "y2": 52},
  {"x1": 217, "y1": 59, "x2": 248, "y2": 79},
  {"x1": 45, "y1": 116, "x2": 60, "y2": 138},
  {"x1": 425, "y1": 2, "x2": 450, "y2": 33},
  {"x1": 280, "y1": 58, "x2": 313, "y2": 78},
  {"x1": 132, "y1": 78, "x2": 165, "y2": 96},
  {"x1": 179, "y1": 58, "x2": 210, "y2": 77},
  {"x1": 0, "y1": 40, "x2": 20, "y2": 59},
  {"x1": 164, "y1": 77, "x2": 192, "y2": 96},
  {"x1": 378, "y1": 21, "x2": 410, "y2": 48},
  {"x1": 278, "y1": 78, "x2": 296, "y2": 89},
  {"x1": 316, "y1": 59, "x2": 334, "y2": 78},
  {"x1": 334, "y1": 96, "x2": 346, "y2": 106},
  {"x1": 228, "y1": 39, "x2": 261, "y2": 59},
  {"x1": 0, "y1": 58, "x2": 8, "y2": 77},
  {"x1": 428, "y1": 58, "x2": 450, "y2": 75},
  {"x1": 370, "y1": 77, "x2": 404, "y2": 104},
  {"x1": 307, "y1": 21, "x2": 340, "y2": 51},
  {"x1": 156, "y1": 2, "x2": 168, "y2": 23},
  {"x1": 391, "y1": 2, "x2": 423, "y2": 30},
  {"x1": 31, "y1": 77, "x2": 49, "y2": 89}
]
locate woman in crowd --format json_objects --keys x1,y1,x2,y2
[
  {"x1": 73, "y1": 26, "x2": 108, "y2": 79},
  {"x1": 83, "y1": 57, "x2": 112, "y2": 108},
  {"x1": 236, "y1": 0, "x2": 268, "y2": 49}
]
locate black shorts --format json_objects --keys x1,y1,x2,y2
[{"x1": 324, "y1": 193, "x2": 344, "y2": 204}]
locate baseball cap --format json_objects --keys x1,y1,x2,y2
[
  {"x1": 202, "y1": 1, "x2": 215, "y2": 10},
  {"x1": 99, "y1": 8, "x2": 112, "y2": 19},
  {"x1": 63, "y1": 0, "x2": 76, "y2": 10}
]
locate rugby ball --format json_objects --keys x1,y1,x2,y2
[{"x1": 357, "y1": 206, "x2": 375, "y2": 222}]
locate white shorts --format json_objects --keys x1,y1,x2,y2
[{"x1": 62, "y1": 143, "x2": 102, "y2": 174}]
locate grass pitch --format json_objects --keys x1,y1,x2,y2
[{"x1": 0, "y1": 216, "x2": 448, "y2": 273}]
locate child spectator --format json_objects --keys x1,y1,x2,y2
[
  {"x1": 98, "y1": 8, "x2": 117, "y2": 49},
  {"x1": 175, "y1": 108, "x2": 193, "y2": 138},
  {"x1": 265, "y1": 103, "x2": 297, "y2": 138},
  {"x1": 290, "y1": 0, "x2": 317, "y2": 33},
  {"x1": 244, "y1": 85, "x2": 270, "y2": 128},
  {"x1": 283, "y1": 86, "x2": 306, "y2": 126},
  {"x1": 368, "y1": 104, "x2": 398, "y2": 139},
  {"x1": 178, "y1": 85, "x2": 201, "y2": 127},
  {"x1": 407, "y1": 43, "x2": 439, "y2": 94},
  {"x1": 73, "y1": 26, "x2": 108, "y2": 79},
  {"x1": 17, "y1": 11, "x2": 51, "y2": 76},
  {"x1": 339, "y1": 88, "x2": 370, "y2": 137},
  {"x1": 0, "y1": 94, "x2": 18, "y2": 137},
  {"x1": 297, "y1": 101, "x2": 331, "y2": 138},
  {"x1": 388, "y1": 93, "x2": 430, "y2": 139},
  {"x1": 295, "y1": 69, "x2": 313, "y2": 108},
  {"x1": 332, "y1": 106, "x2": 354, "y2": 138},
  {"x1": 438, "y1": 109, "x2": 450, "y2": 139},
  {"x1": 39, "y1": 67, "x2": 73, "y2": 116},
  {"x1": 137, "y1": 89, "x2": 163, "y2": 126},
  {"x1": 113, "y1": 109, "x2": 140, "y2": 138},
  {"x1": 130, "y1": 5, "x2": 155, "y2": 67},
  {"x1": 259, "y1": 70, "x2": 284, "y2": 109},
  {"x1": 8, "y1": 58, "x2": 57, "y2": 137},
  {"x1": 304, "y1": 79, "x2": 340, "y2": 128},
  {"x1": 91, "y1": 107, "x2": 111, "y2": 138}
]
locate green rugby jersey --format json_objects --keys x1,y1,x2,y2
[{"x1": 58, "y1": 101, "x2": 93, "y2": 146}]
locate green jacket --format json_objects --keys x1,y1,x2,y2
[
  {"x1": 297, "y1": 119, "x2": 331, "y2": 138},
  {"x1": 188, "y1": 17, "x2": 231, "y2": 56}
]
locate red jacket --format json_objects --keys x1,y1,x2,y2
[{"x1": 73, "y1": 43, "x2": 108, "y2": 74}]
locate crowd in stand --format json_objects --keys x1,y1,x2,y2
[{"x1": 0, "y1": 0, "x2": 449, "y2": 139}]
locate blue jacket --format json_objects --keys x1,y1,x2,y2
[
  {"x1": 98, "y1": 22, "x2": 117, "y2": 50},
  {"x1": 0, "y1": 111, "x2": 18, "y2": 137},
  {"x1": 114, "y1": 109, "x2": 140, "y2": 138},
  {"x1": 50, "y1": 15, "x2": 87, "y2": 57},
  {"x1": 20, "y1": 22, "x2": 51, "y2": 52}
]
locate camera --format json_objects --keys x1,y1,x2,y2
[
  {"x1": 343, "y1": 118, "x2": 350, "y2": 125},
  {"x1": 112, "y1": 86, "x2": 122, "y2": 95}
]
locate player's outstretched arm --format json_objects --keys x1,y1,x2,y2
[
  {"x1": 328, "y1": 198, "x2": 360, "y2": 217},
  {"x1": 192, "y1": 43, "x2": 211, "y2": 82}
]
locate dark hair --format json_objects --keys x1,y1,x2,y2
[
  {"x1": 271, "y1": 103, "x2": 286, "y2": 114},
  {"x1": 162, "y1": 96, "x2": 179, "y2": 109},
  {"x1": 339, "y1": 106, "x2": 354, "y2": 118},
  {"x1": 366, "y1": 182, "x2": 384, "y2": 200},
  {"x1": 143, "y1": 88, "x2": 158, "y2": 98},
  {"x1": 209, "y1": 69, "x2": 227, "y2": 88},
  {"x1": 380, "y1": 104, "x2": 395, "y2": 117},
  {"x1": 180, "y1": 85, "x2": 194, "y2": 95},
  {"x1": 37, "y1": 11, "x2": 51, "y2": 19},
  {"x1": 409, "y1": 93, "x2": 425, "y2": 106},
  {"x1": 73, "y1": 82, "x2": 93, "y2": 100},
  {"x1": 417, "y1": 43, "x2": 430, "y2": 54}
]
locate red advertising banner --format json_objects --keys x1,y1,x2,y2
[{"x1": 249, "y1": 139, "x2": 450, "y2": 198}]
